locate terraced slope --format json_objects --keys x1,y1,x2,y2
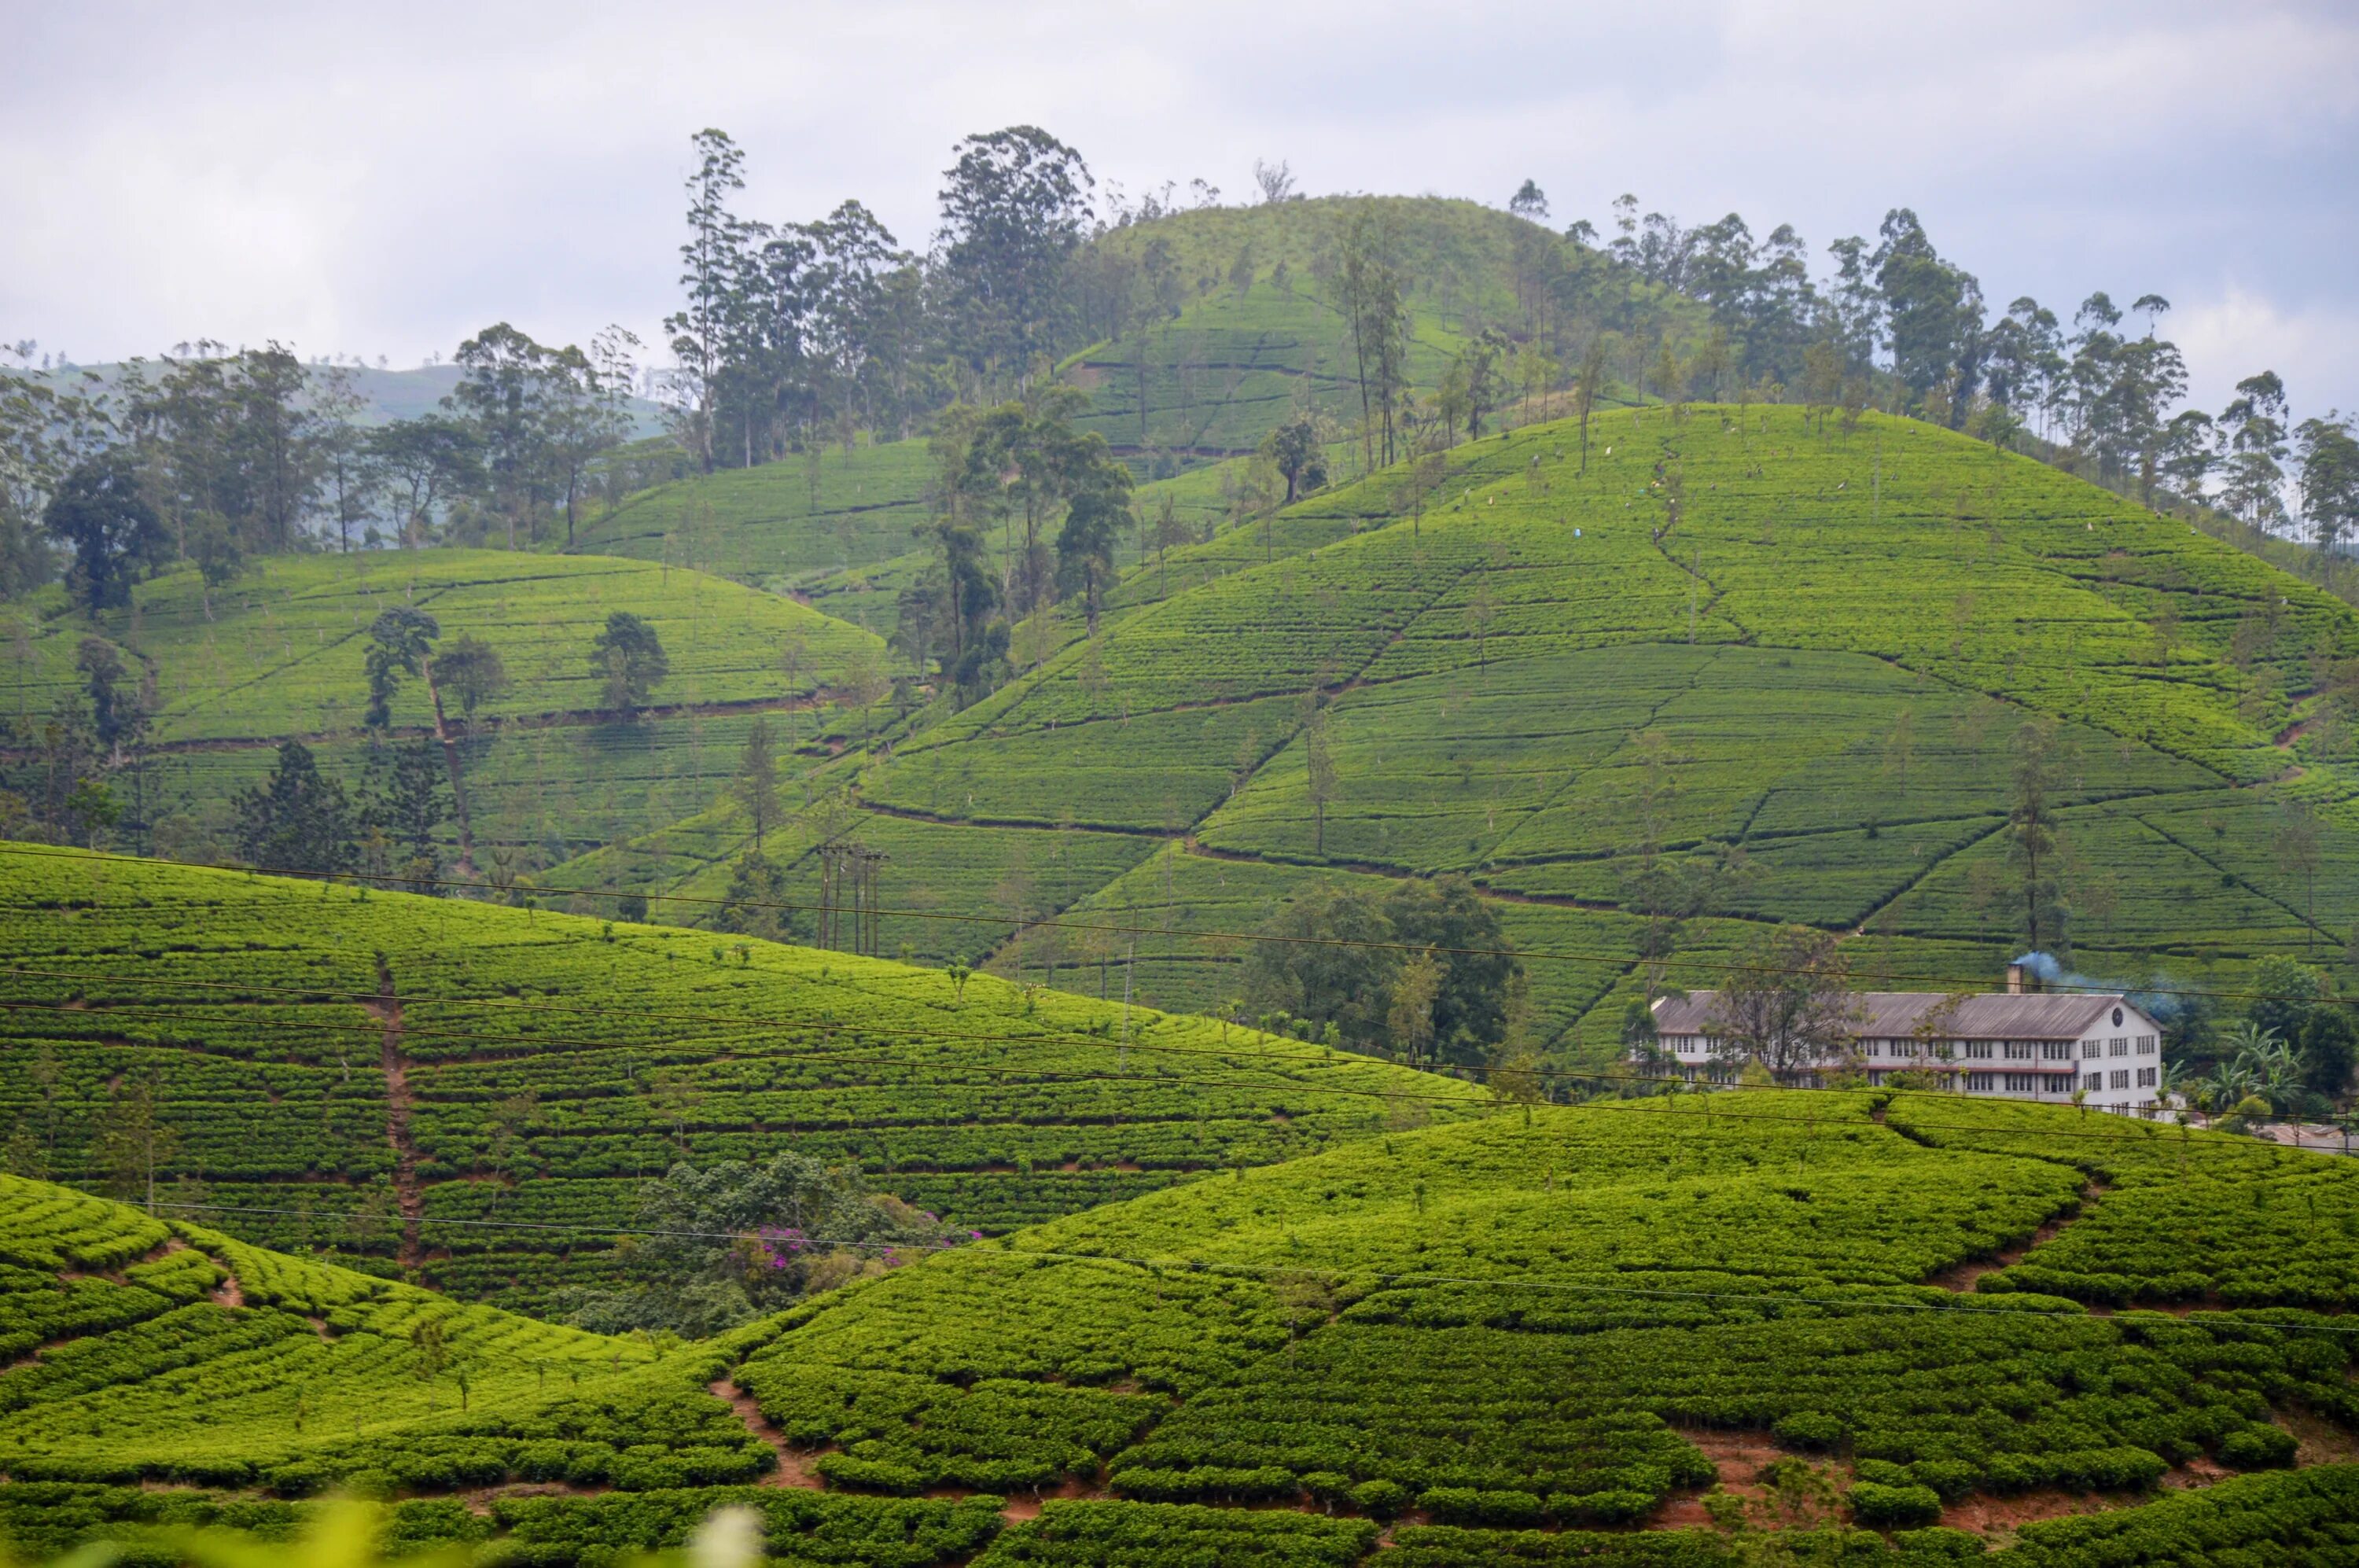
[
  {"x1": 558, "y1": 198, "x2": 1641, "y2": 617},
  {"x1": 9, "y1": 549, "x2": 885, "y2": 861},
  {"x1": 586, "y1": 404, "x2": 2359, "y2": 1063},
  {"x1": 13, "y1": 1093, "x2": 2359, "y2": 1564},
  {"x1": 0, "y1": 846, "x2": 1485, "y2": 1314}
]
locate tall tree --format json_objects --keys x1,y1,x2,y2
[
  {"x1": 2296, "y1": 414, "x2": 2359, "y2": 579},
  {"x1": 2220, "y1": 371, "x2": 2292, "y2": 536},
  {"x1": 366, "y1": 414, "x2": 478, "y2": 547},
  {"x1": 665, "y1": 129, "x2": 754, "y2": 473},
  {"x1": 734, "y1": 714, "x2": 782, "y2": 849},
  {"x1": 590, "y1": 611, "x2": 668, "y2": 718},
  {"x1": 2006, "y1": 717, "x2": 2070, "y2": 955},
  {"x1": 1705, "y1": 925, "x2": 1860, "y2": 1081},
  {"x1": 234, "y1": 740, "x2": 357, "y2": 876},
  {"x1": 1302, "y1": 701, "x2": 1337, "y2": 855},
  {"x1": 362, "y1": 607, "x2": 440, "y2": 730},
  {"x1": 1868, "y1": 209, "x2": 1985, "y2": 425},
  {"x1": 935, "y1": 126, "x2": 1094, "y2": 389},
  {"x1": 43, "y1": 450, "x2": 167, "y2": 613}
]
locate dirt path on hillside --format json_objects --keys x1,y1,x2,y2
[
  {"x1": 1923, "y1": 1181, "x2": 2106, "y2": 1293},
  {"x1": 708, "y1": 1377, "x2": 824, "y2": 1489},
  {"x1": 366, "y1": 956, "x2": 425, "y2": 1268}
]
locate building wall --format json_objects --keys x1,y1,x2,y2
[{"x1": 1652, "y1": 999, "x2": 2167, "y2": 1111}]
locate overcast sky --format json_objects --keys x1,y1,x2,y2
[{"x1": 6, "y1": 1, "x2": 2354, "y2": 419}]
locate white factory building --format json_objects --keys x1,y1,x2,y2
[{"x1": 1645, "y1": 964, "x2": 2166, "y2": 1111}]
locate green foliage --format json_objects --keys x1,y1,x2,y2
[{"x1": 0, "y1": 848, "x2": 1478, "y2": 1309}]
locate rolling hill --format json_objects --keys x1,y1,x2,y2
[
  {"x1": 557, "y1": 198, "x2": 1648, "y2": 620},
  {"x1": 11, "y1": 1088, "x2": 2359, "y2": 1562},
  {"x1": 6, "y1": 549, "x2": 887, "y2": 866},
  {"x1": 572, "y1": 402, "x2": 2359, "y2": 1066},
  {"x1": 0, "y1": 845, "x2": 1482, "y2": 1315}
]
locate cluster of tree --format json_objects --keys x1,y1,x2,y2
[
  {"x1": 0, "y1": 629, "x2": 162, "y2": 850},
  {"x1": 661, "y1": 124, "x2": 1103, "y2": 473},
  {"x1": 2166, "y1": 956, "x2": 2356, "y2": 1123},
  {"x1": 885, "y1": 387, "x2": 1135, "y2": 702},
  {"x1": 1548, "y1": 190, "x2": 2353, "y2": 570},
  {"x1": 2, "y1": 325, "x2": 642, "y2": 612},
  {"x1": 1239, "y1": 876, "x2": 1526, "y2": 1070},
  {"x1": 558, "y1": 1152, "x2": 966, "y2": 1338},
  {"x1": 216, "y1": 607, "x2": 663, "y2": 882}
]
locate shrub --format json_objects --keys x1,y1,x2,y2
[
  {"x1": 1420, "y1": 1487, "x2": 1545, "y2": 1527},
  {"x1": 1849, "y1": 1482, "x2": 1943, "y2": 1529},
  {"x1": 2217, "y1": 1423, "x2": 2298, "y2": 1471}
]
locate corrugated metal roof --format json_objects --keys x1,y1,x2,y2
[{"x1": 1650, "y1": 989, "x2": 2135, "y2": 1041}]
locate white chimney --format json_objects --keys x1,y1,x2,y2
[{"x1": 2004, "y1": 963, "x2": 2025, "y2": 996}]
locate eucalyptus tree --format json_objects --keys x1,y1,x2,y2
[
  {"x1": 934, "y1": 125, "x2": 1095, "y2": 392},
  {"x1": 2219, "y1": 371, "x2": 2292, "y2": 535}
]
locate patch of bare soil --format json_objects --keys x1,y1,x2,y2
[
  {"x1": 1653, "y1": 1430, "x2": 1798, "y2": 1528},
  {"x1": 2284, "y1": 1407, "x2": 2359, "y2": 1467},
  {"x1": 708, "y1": 1377, "x2": 823, "y2": 1489},
  {"x1": 999, "y1": 1476, "x2": 1094, "y2": 1522},
  {"x1": 1923, "y1": 1183, "x2": 2104, "y2": 1294},
  {"x1": 1941, "y1": 1488, "x2": 2118, "y2": 1538}
]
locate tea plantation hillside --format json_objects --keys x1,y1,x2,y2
[
  {"x1": 580, "y1": 403, "x2": 2359, "y2": 1065},
  {"x1": 558, "y1": 198, "x2": 1642, "y2": 613},
  {"x1": 13, "y1": 1093, "x2": 2359, "y2": 1564},
  {"x1": 7, "y1": 549, "x2": 887, "y2": 863},
  {"x1": 0, "y1": 845, "x2": 1485, "y2": 1314},
  {"x1": 0, "y1": 1174, "x2": 741, "y2": 1492}
]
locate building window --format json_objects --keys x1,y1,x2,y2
[
  {"x1": 1892, "y1": 1042, "x2": 1919, "y2": 1058},
  {"x1": 1867, "y1": 1070, "x2": 1886, "y2": 1086},
  {"x1": 1967, "y1": 1072, "x2": 1996, "y2": 1091},
  {"x1": 2136, "y1": 1036, "x2": 2157, "y2": 1055},
  {"x1": 2003, "y1": 1042, "x2": 2033, "y2": 1061},
  {"x1": 2004, "y1": 1073, "x2": 2037, "y2": 1093},
  {"x1": 1965, "y1": 1042, "x2": 1993, "y2": 1060},
  {"x1": 2136, "y1": 1067, "x2": 2158, "y2": 1088},
  {"x1": 2108, "y1": 1038, "x2": 2129, "y2": 1057},
  {"x1": 2085, "y1": 1073, "x2": 2104, "y2": 1091},
  {"x1": 2043, "y1": 1043, "x2": 2071, "y2": 1061},
  {"x1": 2110, "y1": 1069, "x2": 2130, "y2": 1090},
  {"x1": 2082, "y1": 1040, "x2": 2102, "y2": 1059}
]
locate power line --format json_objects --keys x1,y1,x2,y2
[
  {"x1": 0, "y1": 841, "x2": 2339, "y2": 1014},
  {"x1": 138, "y1": 1198, "x2": 2359, "y2": 1341}
]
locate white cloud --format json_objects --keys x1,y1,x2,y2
[
  {"x1": 2176, "y1": 285, "x2": 2359, "y2": 418},
  {"x1": 0, "y1": 0, "x2": 2351, "y2": 418}
]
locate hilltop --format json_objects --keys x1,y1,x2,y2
[
  {"x1": 576, "y1": 402, "x2": 2359, "y2": 1066},
  {"x1": 11, "y1": 1091, "x2": 2359, "y2": 1562},
  {"x1": 560, "y1": 198, "x2": 1643, "y2": 609},
  {"x1": 0, "y1": 845, "x2": 1482, "y2": 1315}
]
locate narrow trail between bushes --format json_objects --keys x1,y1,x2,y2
[
  {"x1": 368, "y1": 956, "x2": 425, "y2": 1269},
  {"x1": 1923, "y1": 1181, "x2": 2107, "y2": 1294},
  {"x1": 708, "y1": 1377, "x2": 823, "y2": 1489}
]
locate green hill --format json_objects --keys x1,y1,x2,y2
[
  {"x1": 0, "y1": 845, "x2": 1483, "y2": 1314},
  {"x1": 13, "y1": 1092, "x2": 2359, "y2": 1562},
  {"x1": 575, "y1": 403, "x2": 2359, "y2": 1065},
  {"x1": 7, "y1": 549, "x2": 886, "y2": 865},
  {"x1": 558, "y1": 198, "x2": 1639, "y2": 618}
]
